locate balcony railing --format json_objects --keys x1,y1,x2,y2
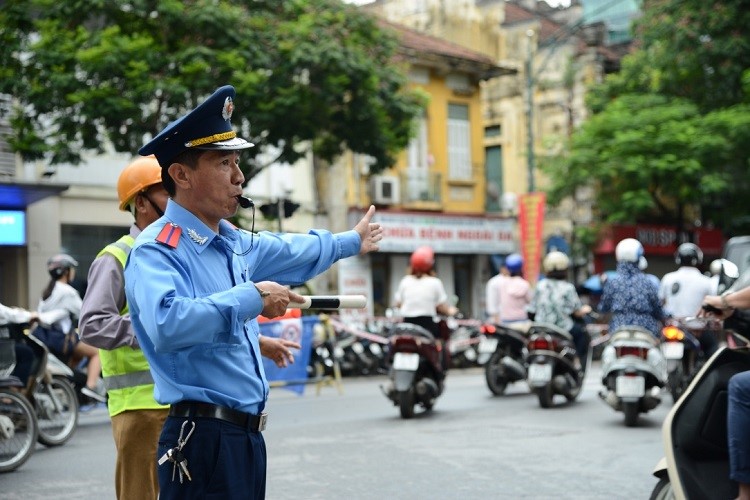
[{"x1": 399, "y1": 170, "x2": 442, "y2": 204}]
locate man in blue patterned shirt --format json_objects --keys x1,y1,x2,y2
[{"x1": 598, "y1": 238, "x2": 666, "y2": 336}]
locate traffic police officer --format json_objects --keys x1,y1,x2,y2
[{"x1": 124, "y1": 85, "x2": 383, "y2": 499}]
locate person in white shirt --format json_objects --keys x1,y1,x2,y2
[
  {"x1": 36, "y1": 253, "x2": 105, "y2": 402},
  {"x1": 659, "y1": 242, "x2": 718, "y2": 355},
  {"x1": 659, "y1": 243, "x2": 717, "y2": 317},
  {"x1": 394, "y1": 246, "x2": 457, "y2": 369}
]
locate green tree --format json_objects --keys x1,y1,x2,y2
[
  {"x1": 545, "y1": 0, "x2": 750, "y2": 235},
  {"x1": 589, "y1": 0, "x2": 750, "y2": 113},
  {"x1": 542, "y1": 94, "x2": 731, "y2": 227},
  {"x1": 0, "y1": 0, "x2": 425, "y2": 175}
]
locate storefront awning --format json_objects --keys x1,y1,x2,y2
[{"x1": 0, "y1": 181, "x2": 69, "y2": 210}]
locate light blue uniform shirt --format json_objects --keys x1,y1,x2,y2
[{"x1": 124, "y1": 199, "x2": 360, "y2": 414}]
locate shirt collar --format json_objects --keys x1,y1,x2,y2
[{"x1": 163, "y1": 200, "x2": 240, "y2": 253}]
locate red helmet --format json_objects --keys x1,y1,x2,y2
[{"x1": 410, "y1": 246, "x2": 435, "y2": 273}]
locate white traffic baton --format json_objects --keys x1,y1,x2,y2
[{"x1": 287, "y1": 295, "x2": 367, "y2": 310}]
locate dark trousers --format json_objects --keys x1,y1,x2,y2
[
  {"x1": 157, "y1": 416, "x2": 267, "y2": 499},
  {"x1": 569, "y1": 321, "x2": 589, "y2": 369},
  {"x1": 11, "y1": 343, "x2": 35, "y2": 387},
  {"x1": 729, "y1": 371, "x2": 750, "y2": 483}
]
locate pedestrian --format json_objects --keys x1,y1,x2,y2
[
  {"x1": 598, "y1": 238, "x2": 665, "y2": 336},
  {"x1": 124, "y1": 84, "x2": 382, "y2": 499},
  {"x1": 485, "y1": 253, "x2": 531, "y2": 325},
  {"x1": 35, "y1": 253, "x2": 106, "y2": 402},
  {"x1": 528, "y1": 251, "x2": 591, "y2": 363}
]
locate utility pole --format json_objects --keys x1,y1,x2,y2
[{"x1": 525, "y1": 28, "x2": 536, "y2": 194}]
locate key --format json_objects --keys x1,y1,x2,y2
[{"x1": 177, "y1": 457, "x2": 192, "y2": 483}]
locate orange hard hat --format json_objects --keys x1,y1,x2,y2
[
  {"x1": 117, "y1": 155, "x2": 163, "y2": 211},
  {"x1": 410, "y1": 246, "x2": 435, "y2": 273}
]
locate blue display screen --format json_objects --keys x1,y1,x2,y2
[{"x1": 0, "y1": 210, "x2": 26, "y2": 245}]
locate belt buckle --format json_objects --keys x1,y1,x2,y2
[{"x1": 258, "y1": 412, "x2": 268, "y2": 432}]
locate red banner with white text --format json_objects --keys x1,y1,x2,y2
[{"x1": 518, "y1": 193, "x2": 546, "y2": 285}]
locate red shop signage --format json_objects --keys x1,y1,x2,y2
[{"x1": 596, "y1": 224, "x2": 724, "y2": 256}]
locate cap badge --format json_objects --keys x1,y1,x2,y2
[
  {"x1": 187, "y1": 228, "x2": 208, "y2": 245},
  {"x1": 222, "y1": 96, "x2": 234, "y2": 121}
]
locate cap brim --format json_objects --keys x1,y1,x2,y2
[{"x1": 192, "y1": 137, "x2": 255, "y2": 151}]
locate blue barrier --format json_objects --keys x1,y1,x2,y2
[{"x1": 260, "y1": 315, "x2": 317, "y2": 394}]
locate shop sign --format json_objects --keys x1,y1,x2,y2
[{"x1": 350, "y1": 210, "x2": 516, "y2": 254}]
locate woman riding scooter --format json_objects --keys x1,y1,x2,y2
[
  {"x1": 35, "y1": 254, "x2": 105, "y2": 403},
  {"x1": 394, "y1": 246, "x2": 458, "y2": 370},
  {"x1": 527, "y1": 251, "x2": 591, "y2": 365}
]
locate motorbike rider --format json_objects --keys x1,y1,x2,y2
[
  {"x1": 598, "y1": 238, "x2": 665, "y2": 337},
  {"x1": 659, "y1": 242, "x2": 718, "y2": 355},
  {"x1": 702, "y1": 287, "x2": 750, "y2": 500},
  {"x1": 36, "y1": 253, "x2": 106, "y2": 402},
  {"x1": 485, "y1": 253, "x2": 531, "y2": 325},
  {"x1": 0, "y1": 303, "x2": 39, "y2": 388},
  {"x1": 527, "y1": 251, "x2": 591, "y2": 366},
  {"x1": 394, "y1": 246, "x2": 458, "y2": 370}
]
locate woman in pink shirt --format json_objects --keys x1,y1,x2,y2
[{"x1": 485, "y1": 253, "x2": 531, "y2": 325}]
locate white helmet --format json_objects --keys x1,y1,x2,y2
[
  {"x1": 638, "y1": 256, "x2": 648, "y2": 271},
  {"x1": 543, "y1": 251, "x2": 570, "y2": 273},
  {"x1": 615, "y1": 238, "x2": 643, "y2": 263},
  {"x1": 709, "y1": 259, "x2": 723, "y2": 276}
]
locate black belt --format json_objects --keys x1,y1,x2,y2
[{"x1": 169, "y1": 401, "x2": 267, "y2": 432}]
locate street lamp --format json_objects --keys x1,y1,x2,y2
[{"x1": 525, "y1": 28, "x2": 536, "y2": 194}]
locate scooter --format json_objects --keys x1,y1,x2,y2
[
  {"x1": 6, "y1": 323, "x2": 79, "y2": 447},
  {"x1": 598, "y1": 325, "x2": 665, "y2": 426},
  {"x1": 0, "y1": 335, "x2": 38, "y2": 472},
  {"x1": 479, "y1": 321, "x2": 530, "y2": 396},
  {"x1": 381, "y1": 320, "x2": 446, "y2": 419},
  {"x1": 660, "y1": 316, "x2": 722, "y2": 403},
  {"x1": 650, "y1": 345, "x2": 750, "y2": 499},
  {"x1": 525, "y1": 322, "x2": 589, "y2": 408}
]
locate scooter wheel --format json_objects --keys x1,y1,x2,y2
[
  {"x1": 399, "y1": 391, "x2": 415, "y2": 419},
  {"x1": 485, "y1": 351, "x2": 509, "y2": 396},
  {"x1": 623, "y1": 401, "x2": 639, "y2": 427},
  {"x1": 648, "y1": 477, "x2": 673, "y2": 500},
  {"x1": 537, "y1": 384, "x2": 554, "y2": 408}
]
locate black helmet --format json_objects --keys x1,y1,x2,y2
[
  {"x1": 47, "y1": 253, "x2": 78, "y2": 279},
  {"x1": 675, "y1": 243, "x2": 703, "y2": 267}
]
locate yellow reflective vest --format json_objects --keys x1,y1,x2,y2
[{"x1": 97, "y1": 235, "x2": 167, "y2": 417}]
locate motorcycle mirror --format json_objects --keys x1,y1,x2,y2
[{"x1": 725, "y1": 263, "x2": 750, "y2": 294}]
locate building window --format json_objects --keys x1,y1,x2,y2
[
  {"x1": 484, "y1": 125, "x2": 502, "y2": 138},
  {"x1": 407, "y1": 116, "x2": 429, "y2": 201},
  {"x1": 448, "y1": 103, "x2": 472, "y2": 181}
]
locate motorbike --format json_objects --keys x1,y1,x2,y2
[
  {"x1": 660, "y1": 316, "x2": 722, "y2": 403},
  {"x1": 0, "y1": 336, "x2": 38, "y2": 472},
  {"x1": 381, "y1": 320, "x2": 447, "y2": 419},
  {"x1": 649, "y1": 259, "x2": 748, "y2": 498},
  {"x1": 598, "y1": 325, "x2": 665, "y2": 426},
  {"x1": 447, "y1": 318, "x2": 481, "y2": 369},
  {"x1": 479, "y1": 321, "x2": 530, "y2": 396},
  {"x1": 6, "y1": 323, "x2": 79, "y2": 447},
  {"x1": 525, "y1": 322, "x2": 589, "y2": 408},
  {"x1": 650, "y1": 345, "x2": 750, "y2": 499}
]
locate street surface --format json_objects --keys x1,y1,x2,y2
[{"x1": 1, "y1": 363, "x2": 669, "y2": 499}]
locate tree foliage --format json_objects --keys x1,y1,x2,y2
[
  {"x1": 543, "y1": 0, "x2": 750, "y2": 233},
  {"x1": 0, "y1": 0, "x2": 425, "y2": 176}
]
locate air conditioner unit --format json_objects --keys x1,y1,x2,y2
[{"x1": 369, "y1": 175, "x2": 400, "y2": 205}]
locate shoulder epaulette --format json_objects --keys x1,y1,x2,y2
[{"x1": 156, "y1": 223, "x2": 182, "y2": 248}]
